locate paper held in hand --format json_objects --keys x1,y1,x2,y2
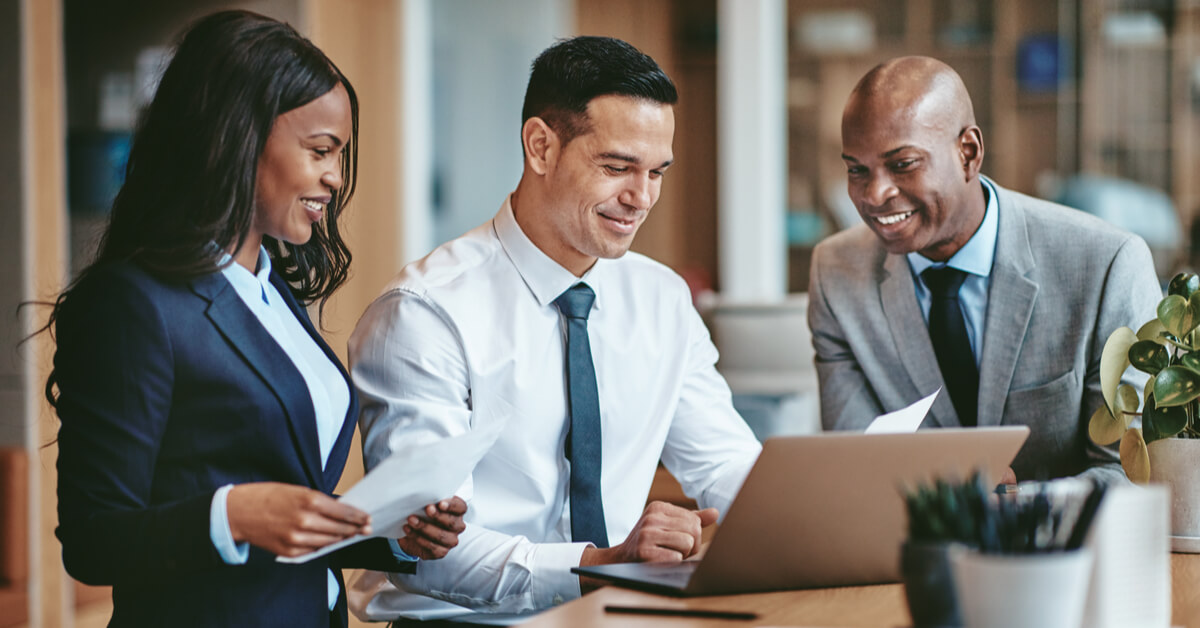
[
  {"x1": 277, "y1": 423, "x2": 502, "y2": 564},
  {"x1": 864, "y1": 387, "x2": 939, "y2": 434}
]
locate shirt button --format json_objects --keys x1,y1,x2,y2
[{"x1": 553, "y1": 595, "x2": 564, "y2": 605}]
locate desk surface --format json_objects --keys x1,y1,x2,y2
[{"x1": 520, "y1": 554, "x2": 1200, "y2": 627}]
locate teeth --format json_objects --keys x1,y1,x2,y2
[
  {"x1": 876, "y1": 211, "x2": 913, "y2": 226},
  {"x1": 301, "y1": 199, "x2": 324, "y2": 212}
]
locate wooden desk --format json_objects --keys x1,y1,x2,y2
[{"x1": 521, "y1": 554, "x2": 1200, "y2": 627}]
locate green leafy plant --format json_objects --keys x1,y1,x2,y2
[
  {"x1": 1090, "y1": 272, "x2": 1200, "y2": 484},
  {"x1": 905, "y1": 473, "x2": 1102, "y2": 554},
  {"x1": 905, "y1": 473, "x2": 990, "y2": 545}
]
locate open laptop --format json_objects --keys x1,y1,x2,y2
[{"x1": 572, "y1": 426, "x2": 1029, "y2": 596}]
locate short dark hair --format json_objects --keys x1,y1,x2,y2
[
  {"x1": 521, "y1": 36, "x2": 677, "y2": 147},
  {"x1": 84, "y1": 9, "x2": 358, "y2": 306}
]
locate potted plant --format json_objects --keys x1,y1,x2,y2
[
  {"x1": 901, "y1": 474, "x2": 991, "y2": 627},
  {"x1": 903, "y1": 474, "x2": 1105, "y2": 628},
  {"x1": 1089, "y1": 272, "x2": 1200, "y2": 536}
]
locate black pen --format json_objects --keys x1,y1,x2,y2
[{"x1": 604, "y1": 605, "x2": 758, "y2": 620}]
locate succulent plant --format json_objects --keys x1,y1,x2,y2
[{"x1": 1090, "y1": 272, "x2": 1200, "y2": 484}]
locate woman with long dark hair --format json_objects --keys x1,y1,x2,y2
[{"x1": 46, "y1": 11, "x2": 464, "y2": 626}]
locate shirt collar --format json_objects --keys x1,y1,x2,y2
[
  {"x1": 218, "y1": 246, "x2": 273, "y2": 304},
  {"x1": 493, "y1": 194, "x2": 607, "y2": 311},
  {"x1": 907, "y1": 175, "x2": 999, "y2": 278}
]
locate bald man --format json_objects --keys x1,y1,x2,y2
[{"x1": 808, "y1": 56, "x2": 1161, "y2": 483}]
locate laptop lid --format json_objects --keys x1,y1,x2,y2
[{"x1": 574, "y1": 426, "x2": 1029, "y2": 596}]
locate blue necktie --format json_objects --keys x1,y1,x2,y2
[
  {"x1": 923, "y1": 267, "x2": 979, "y2": 427},
  {"x1": 553, "y1": 283, "x2": 609, "y2": 547}
]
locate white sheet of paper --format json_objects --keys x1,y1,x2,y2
[
  {"x1": 864, "y1": 388, "x2": 939, "y2": 434},
  {"x1": 276, "y1": 422, "x2": 503, "y2": 564}
]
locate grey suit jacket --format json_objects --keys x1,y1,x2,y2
[{"x1": 808, "y1": 182, "x2": 1161, "y2": 482}]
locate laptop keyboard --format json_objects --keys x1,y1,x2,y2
[{"x1": 644, "y1": 561, "x2": 701, "y2": 587}]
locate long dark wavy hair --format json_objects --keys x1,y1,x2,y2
[{"x1": 43, "y1": 10, "x2": 359, "y2": 407}]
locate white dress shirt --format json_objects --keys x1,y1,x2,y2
[
  {"x1": 209, "y1": 247, "x2": 351, "y2": 610},
  {"x1": 348, "y1": 196, "x2": 762, "y2": 624}
]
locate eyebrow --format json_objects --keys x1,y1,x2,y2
[
  {"x1": 309, "y1": 132, "x2": 346, "y2": 147},
  {"x1": 599, "y1": 151, "x2": 674, "y2": 169},
  {"x1": 841, "y1": 145, "x2": 919, "y2": 162}
]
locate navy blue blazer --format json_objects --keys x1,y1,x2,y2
[{"x1": 54, "y1": 260, "x2": 411, "y2": 628}]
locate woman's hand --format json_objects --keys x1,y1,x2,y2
[
  {"x1": 395, "y1": 496, "x2": 468, "y2": 560},
  {"x1": 226, "y1": 482, "x2": 371, "y2": 558}
]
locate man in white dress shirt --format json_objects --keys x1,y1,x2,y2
[{"x1": 347, "y1": 36, "x2": 762, "y2": 625}]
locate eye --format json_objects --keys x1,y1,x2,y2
[
  {"x1": 846, "y1": 165, "x2": 867, "y2": 177},
  {"x1": 649, "y1": 168, "x2": 666, "y2": 179},
  {"x1": 603, "y1": 165, "x2": 628, "y2": 174},
  {"x1": 890, "y1": 158, "x2": 917, "y2": 171}
]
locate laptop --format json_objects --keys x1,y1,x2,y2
[{"x1": 572, "y1": 426, "x2": 1029, "y2": 596}]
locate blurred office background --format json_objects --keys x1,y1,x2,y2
[{"x1": 2, "y1": 0, "x2": 1197, "y2": 625}]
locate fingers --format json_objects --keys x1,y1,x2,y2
[
  {"x1": 696, "y1": 507, "x2": 719, "y2": 527},
  {"x1": 620, "y1": 502, "x2": 709, "y2": 561},
  {"x1": 439, "y1": 496, "x2": 469, "y2": 515},
  {"x1": 1001, "y1": 467, "x2": 1018, "y2": 485},
  {"x1": 638, "y1": 528, "x2": 698, "y2": 561},
  {"x1": 227, "y1": 482, "x2": 371, "y2": 556},
  {"x1": 405, "y1": 514, "x2": 461, "y2": 546},
  {"x1": 397, "y1": 525, "x2": 459, "y2": 560},
  {"x1": 398, "y1": 498, "x2": 468, "y2": 560},
  {"x1": 308, "y1": 493, "x2": 373, "y2": 534},
  {"x1": 273, "y1": 531, "x2": 351, "y2": 557},
  {"x1": 420, "y1": 500, "x2": 467, "y2": 533},
  {"x1": 685, "y1": 508, "x2": 720, "y2": 558}
]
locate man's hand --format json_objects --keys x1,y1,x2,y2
[
  {"x1": 396, "y1": 496, "x2": 468, "y2": 560},
  {"x1": 579, "y1": 501, "x2": 718, "y2": 568},
  {"x1": 226, "y1": 482, "x2": 371, "y2": 558},
  {"x1": 1000, "y1": 467, "x2": 1018, "y2": 486}
]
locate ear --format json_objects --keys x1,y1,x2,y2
[
  {"x1": 522, "y1": 117, "x2": 559, "y2": 176},
  {"x1": 958, "y1": 125, "x2": 985, "y2": 180}
]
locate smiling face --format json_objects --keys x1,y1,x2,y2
[
  {"x1": 240, "y1": 83, "x2": 352, "y2": 270},
  {"x1": 519, "y1": 94, "x2": 675, "y2": 276},
  {"x1": 840, "y1": 63, "x2": 985, "y2": 262}
]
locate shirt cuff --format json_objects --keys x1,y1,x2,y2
[
  {"x1": 388, "y1": 538, "x2": 421, "y2": 563},
  {"x1": 529, "y1": 542, "x2": 590, "y2": 608},
  {"x1": 328, "y1": 569, "x2": 339, "y2": 611},
  {"x1": 210, "y1": 484, "x2": 250, "y2": 564}
]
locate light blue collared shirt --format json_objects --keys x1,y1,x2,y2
[
  {"x1": 906, "y1": 176, "x2": 1000, "y2": 366},
  {"x1": 208, "y1": 247, "x2": 351, "y2": 610}
]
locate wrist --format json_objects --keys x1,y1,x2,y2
[
  {"x1": 225, "y1": 485, "x2": 244, "y2": 542},
  {"x1": 579, "y1": 544, "x2": 615, "y2": 567}
]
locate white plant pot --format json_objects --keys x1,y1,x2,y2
[
  {"x1": 1148, "y1": 437, "x2": 1200, "y2": 537},
  {"x1": 951, "y1": 548, "x2": 1093, "y2": 628}
]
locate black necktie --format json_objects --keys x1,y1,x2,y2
[
  {"x1": 553, "y1": 283, "x2": 608, "y2": 547},
  {"x1": 922, "y1": 267, "x2": 979, "y2": 427}
]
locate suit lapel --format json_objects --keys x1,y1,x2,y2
[
  {"x1": 977, "y1": 188, "x2": 1038, "y2": 427},
  {"x1": 880, "y1": 254, "x2": 954, "y2": 427},
  {"x1": 268, "y1": 273, "x2": 358, "y2": 492},
  {"x1": 190, "y1": 273, "x2": 324, "y2": 488}
]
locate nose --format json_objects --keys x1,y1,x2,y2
[
  {"x1": 321, "y1": 165, "x2": 344, "y2": 192},
  {"x1": 861, "y1": 170, "x2": 898, "y2": 208},
  {"x1": 619, "y1": 173, "x2": 656, "y2": 211}
]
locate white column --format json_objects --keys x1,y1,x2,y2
[
  {"x1": 401, "y1": 0, "x2": 434, "y2": 262},
  {"x1": 717, "y1": 0, "x2": 787, "y2": 301}
]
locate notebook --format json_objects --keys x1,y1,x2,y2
[{"x1": 572, "y1": 426, "x2": 1030, "y2": 596}]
